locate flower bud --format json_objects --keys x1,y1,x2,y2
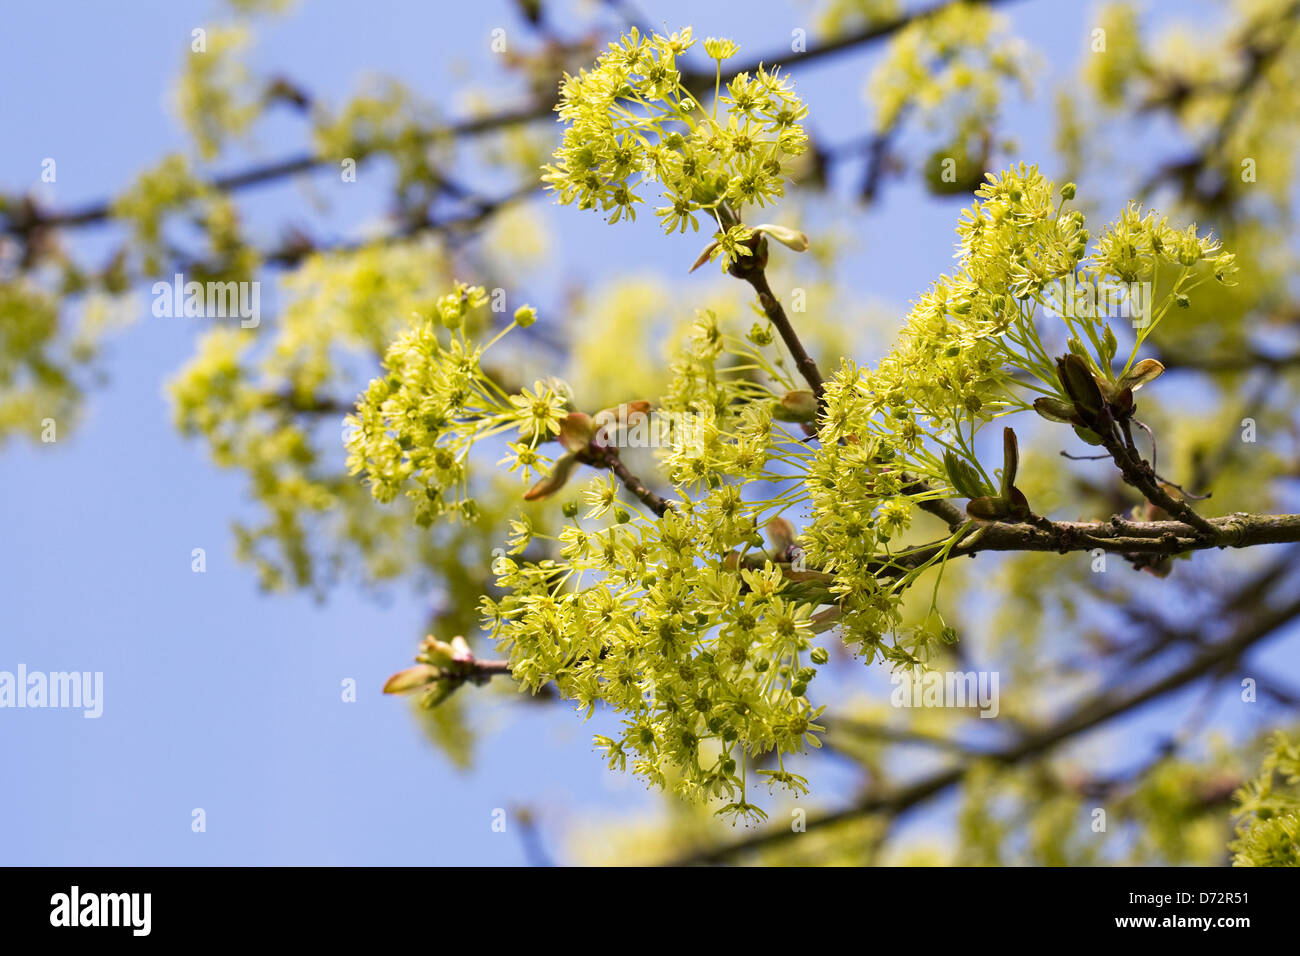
[
  {"x1": 1056, "y1": 354, "x2": 1104, "y2": 419},
  {"x1": 449, "y1": 635, "x2": 474, "y2": 664},
  {"x1": 417, "y1": 636, "x2": 457, "y2": 668}
]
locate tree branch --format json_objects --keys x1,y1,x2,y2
[
  {"x1": 597, "y1": 446, "x2": 673, "y2": 517},
  {"x1": 878, "y1": 511, "x2": 1300, "y2": 575},
  {"x1": 3, "y1": 0, "x2": 1028, "y2": 240},
  {"x1": 742, "y1": 267, "x2": 826, "y2": 402},
  {"x1": 1092, "y1": 415, "x2": 1218, "y2": 535}
]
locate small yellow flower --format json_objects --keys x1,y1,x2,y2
[{"x1": 703, "y1": 36, "x2": 739, "y2": 61}]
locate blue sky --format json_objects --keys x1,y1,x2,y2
[{"x1": 2, "y1": 0, "x2": 1294, "y2": 865}]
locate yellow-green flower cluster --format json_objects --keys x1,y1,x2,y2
[
  {"x1": 477, "y1": 307, "x2": 836, "y2": 817},
  {"x1": 1230, "y1": 733, "x2": 1300, "y2": 866},
  {"x1": 171, "y1": 249, "x2": 520, "y2": 592},
  {"x1": 313, "y1": 79, "x2": 433, "y2": 161},
  {"x1": 485, "y1": 489, "x2": 830, "y2": 818},
  {"x1": 956, "y1": 166, "x2": 1083, "y2": 304},
  {"x1": 346, "y1": 284, "x2": 568, "y2": 526},
  {"x1": 868, "y1": 1, "x2": 1033, "y2": 182},
  {"x1": 1084, "y1": 2, "x2": 1146, "y2": 106},
  {"x1": 312, "y1": 79, "x2": 448, "y2": 201},
  {"x1": 0, "y1": 280, "x2": 84, "y2": 444},
  {"x1": 542, "y1": 28, "x2": 808, "y2": 265},
  {"x1": 1090, "y1": 201, "x2": 1235, "y2": 285},
  {"x1": 802, "y1": 165, "x2": 1236, "y2": 665},
  {"x1": 112, "y1": 154, "x2": 213, "y2": 272},
  {"x1": 174, "y1": 25, "x2": 261, "y2": 160},
  {"x1": 357, "y1": 70, "x2": 1244, "y2": 816}
]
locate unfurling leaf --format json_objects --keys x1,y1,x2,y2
[
  {"x1": 1057, "y1": 354, "x2": 1104, "y2": 418},
  {"x1": 419, "y1": 635, "x2": 464, "y2": 669},
  {"x1": 1005, "y1": 485, "x2": 1031, "y2": 522},
  {"x1": 1073, "y1": 425, "x2": 1105, "y2": 446},
  {"x1": 449, "y1": 635, "x2": 474, "y2": 664},
  {"x1": 689, "y1": 238, "x2": 721, "y2": 273},
  {"x1": 383, "y1": 664, "x2": 440, "y2": 694},
  {"x1": 752, "y1": 223, "x2": 810, "y2": 252},
  {"x1": 1033, "y1": 397, "x2": 1079, "y2": 424},
  {"x1": 1117, "y1": 358, "x2": 1165, "y2": 393},
  {"x1": 524, "y1": 452, "x2": 579, "y2": 500},
  {"x1": 944, "y1": 449, "x2": 989, "y2": 499},
  {"x1": 558, "y1": 412, "x2": 596, "y2": 454},
  {"x1": 1000, "y1": 427, "x2": 1019, "y2": 498},
  {"x1": 419, "y1": 680, "x2": 461, "y2": 709},
  {"x1": 966, "y1": 496, "x2": 1011, "y2": 521}
]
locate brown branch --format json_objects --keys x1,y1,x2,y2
[
  {"x1": 876, "y1": 511, "x2": 1300, "y2": 575},
  {"x1": 597, "y1": 446, "x2": 673, "y2": 517},
  {"x1": 902, "y1": 475, "x2": 967, "y2": 530},
  {"x1": 3, "y1": 0, "x2": 1028, "y2": 240},
  {"x1": 683, "y1": 0, "x2": 1025, "y2": 86},
  {"x1": 826, "y1": 716, "x2": 996, "y2": 757},
  {"x1": 1138, "y1": 0, "x2": 1300, "y2": 202},
  {"x1": 420, "y1": 658, "x2": 513, "y2": 685},
  {"x1": 160, "y1": 182, "x2": 538, "y2": 282},
  {"x1": 1158, "y1": 346, "x2": 1300, "y2": 373},
  {"x1": 463, "y1": 659, "x2": 512, "y2": 680},
  {"x1": 1092, "y1": 412, "x2": 1218, "y2": 535},
  {"x1": 741, "y1": 267, "x2": 826, "y2": 402},
  {"x1": 10, "y1": 111, "x2": 549, "y2": 233}
]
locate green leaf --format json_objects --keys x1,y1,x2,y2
[
  {"x1": 966, "y1": 496, "x2": 1011, "y2": 521},
  {"x1": 1102, "y1": 324, "x2": 1118, "y2": 363},
  {"x1": 1072, "y1": 425, "x2": 1106, "y2": 446},
  {"x1": 944, "y1": 449, "x2": 988, "y2": 499},
  {"x1": 1033, "y1": 397, "x2": 1079, "y2": 424},
  {"x1": 1057, "y1": 354, "x2": 1104, "y2": 418}
]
